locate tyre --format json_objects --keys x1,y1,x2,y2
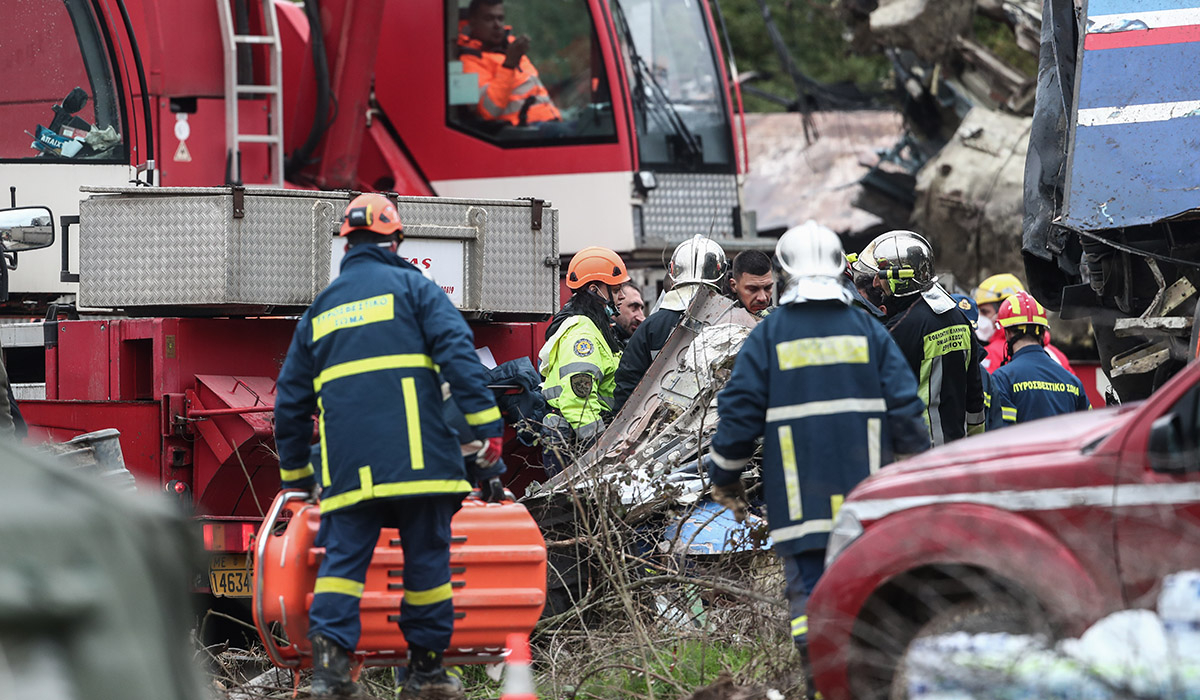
[{"x1": 888, "y1": 597, "x2": 1049, "y2": 700}]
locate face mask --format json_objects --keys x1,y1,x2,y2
[
  {"x1": 590, "y1": 286, "x2": 618, "y2": 319},
  {"x1": 975, "y1": 319, "x2": 995, "y2": 343}
]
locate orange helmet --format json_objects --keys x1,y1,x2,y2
[
  {"x1": 566, "y1": 246, "x2": 630, "y2": 290},
  {"x1": 996, "y1": 291, "x2": 1049, "y2": 330},
  {"x1": 339, "y1": 193, "x2": 403, "y2": 238}
]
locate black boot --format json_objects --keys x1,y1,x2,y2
[
  {"x1": 310, "y1": 634, "x2": 358, "y2": 697},
  {"x1": 798, "y1": 643, "x2": 820, "y2": 700},
  {"x1": 397, "y1": 647, "x2": 464, "y2": 700}
]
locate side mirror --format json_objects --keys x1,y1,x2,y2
[
  {"x1": 1149, "y1": 412, "x2": 1197, "y2": 473},
  {"x1": 0, "y1": 206, "x2": 55, "y2": 252}
]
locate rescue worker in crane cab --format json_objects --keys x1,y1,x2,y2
[
  {"x1": 851, "y1": 230, "x2": 986, "y2": 446},
  {"x1": 727, "y1": 249, "x2": 775, "y2": 317},
  {"x1": 706, "y1": 222, "x2": 929, "y2": 697},
  {"x1": 991, "y1": 291, "x2": 1090, "y2": 425},
  {"x1": 974, "y1": 273, "x2": 1075, "y2": 375},
  {"x1": 538, "y1": 246, "x2": 630, "y2": 476},
  {"x1": 612, "y1": 235, "x2": 728, "y2": 414},
  {"x1": 274, "y1": 194, "x2": 505, "y2": 700},
  {"x1": 457, "y1": 0, "x2": 564, "y2": 129},
  {"x1": 613, "y1": 281, "x2": 646, "y2": 346}
]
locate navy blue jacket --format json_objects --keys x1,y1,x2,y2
[
  {"x1": 709, "y1": 301, "x2": 929, "y2": 555},
  {"x1": 613, "y1": 307, "x2": 682, "y2": 413},
  {"x1": 992, "y1": 344, "x2": 1090, "y2": 425},
  {"x1": 274, "y1": 245, "x2": 502, "y2": 514}
]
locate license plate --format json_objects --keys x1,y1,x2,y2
[{"x1": 209, "y1": 553, "x2": 252, "y2": 598}]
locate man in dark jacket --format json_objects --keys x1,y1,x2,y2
[
  {"x1": 612, "y1": 235, "x2": 726, "y2": 413},
  {"x1": 708, "y1": 221, "x2": 928, "y2": 696},
  {"x1": 851, "y1": 230, "x2": 986, "y2": 446},
  {"x1": 274, "y1": 194, "x2": 504, "y2": 700}
]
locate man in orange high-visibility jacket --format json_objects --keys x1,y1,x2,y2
[{"x1": 457, "y1": 0, "x2": 562, "y2": 127}]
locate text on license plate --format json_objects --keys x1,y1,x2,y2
[{"x1": 209, "y1": 553, "x2": 252, "y2": 598}]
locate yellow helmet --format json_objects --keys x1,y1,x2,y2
[{"x1": 974, "y1": 273, "x2": 1025, "y2": 306}]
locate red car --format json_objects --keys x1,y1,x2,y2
[{"x1": 807, "y1": 360, "x2": 1200, "y2": 700}]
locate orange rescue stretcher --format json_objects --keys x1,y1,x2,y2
[{"x1": 252, "y1": 490, "x2": 547, "y2": 671}]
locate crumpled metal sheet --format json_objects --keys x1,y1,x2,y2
[{"x1": 526, "y1": 290, "x2": 759, "y2": 509}]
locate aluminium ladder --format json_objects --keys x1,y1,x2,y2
[{"x1": 216, "y1": 0, "x2": 284, "y2": 187}]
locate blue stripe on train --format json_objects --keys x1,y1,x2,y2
[
  {"x1": 1065, "y1": 117, "x2": 1200, "y2": 229},
  {"x1": 1077, "y1": 40, "x2": 1200, "y2": 109},
  {"x1": 1087, "y1": 0, "x2": 1198, "y2": 17}
]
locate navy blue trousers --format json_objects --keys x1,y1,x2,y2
[
  {"x1": 783, "y1": 549, "x2": 826, "y2": 649},
  {"x1": 308, "y1": 495, "x2": 462, "y2": 653}
]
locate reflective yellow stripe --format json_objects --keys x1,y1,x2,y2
[
  {"x1": 319, "y1": 479, "x2": 473, "y2": 513},
  {"x1": 312, "y1": 294, "x2": 394, "y2": 342},
  {"x1": 792, "y1": 615, "x2": 808, "y2": 637},
  {"x1": 402, "y1": 376, "x2": 424, "y2": 470},
  {"x1": 776, "y1": 335, "x2": 868, "y2": 370},
  {"x1": 404, "y1": 582, "x2": 454, "y2": 606},
  {"x1": 921, "y1": 325, "x2": 972, "y2": 360},
  {"x1": 319, "y1": 396, "x2": 331, "y2": 487},
  {"x1": 464, "y1": 405, "x2": 501, "y2": 426},
  {"x1": 314, "y1": 577, "x2": 365, "y2": 598},
  {"x1": 830, "y1": 494, "x2": 844, "y2": 520},
  {"x1": 778, "y1": 425, "x2": 803, "y2": 521},
  {"x1": 280, "y1": 463, "x2": 314, "y2": 481},
  {"x1": 313, "y1": 354, "x2": 434, "y2": 392},
  {"x1": 1001, "y1": 406, "x2": 1018, "y2": 422}
]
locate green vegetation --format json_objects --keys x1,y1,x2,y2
[
  {"x1": 715, "y1": 0, "x2": 890, "y2": 112},
  {"x1": 971, "y1": 14, "x2": 1039, "y2": 78}
]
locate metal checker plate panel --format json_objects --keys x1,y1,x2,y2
[
  {"x1": 79, "y1": 191, "x2": 342, "y2": 308},
  {"x1": 641, "y1": 173, "x2": 739, "y2": 245}
]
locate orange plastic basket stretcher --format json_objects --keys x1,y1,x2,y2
[{"x1": 252, "y1": 490, "x2": 547, "y2": 671}]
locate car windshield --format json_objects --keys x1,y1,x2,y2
[{"x1": 612, "y1": 0, "x2": 734, "y2": 172}]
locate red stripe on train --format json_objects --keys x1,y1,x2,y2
[{"x1": 1085, "y1": 24, "x2": 1200, "y2": 50}]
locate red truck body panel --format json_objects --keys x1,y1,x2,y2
[{"x1": 808, "y1": 360, "x2": 1200, "y2": 699}]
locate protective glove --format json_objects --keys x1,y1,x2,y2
[
  {"x1": 479, "y1": 476, "x2": 505, "y2": 503},
  {"x1": 711, "y1": 480, "x2": 749, "y2": 523},
  {"x1": 466, "y1": 451, "x2": 506, "y2": 503},
  {"x1": 475, "y1": 436, "x2": 503, "y2": 469}
]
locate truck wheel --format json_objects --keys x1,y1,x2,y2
[{"x1": 888, "y1": 597, "x2": 1048, "y2": 700}]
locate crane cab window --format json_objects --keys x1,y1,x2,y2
[
  {"x1": 446, "y1": 0, "x2": 617, "y2": 145},
  {"x1": 0, "y1": 1, "x2": 126, "y2": 162}
]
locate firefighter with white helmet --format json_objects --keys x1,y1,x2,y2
[
  {"x1": 852, "y1": 230, "x2": 986, "y2": 446},
  {"x1": 707, "y1": 221, "x2": 928, "y2": 697},
  {"x1": 612, "y1": 234, "x2": 727, "y2": 412},
  {"x1": 991, "y1": 291, "x2": 1090, "y2": 425},
  {"x1": 538, "y1": 245, "x2": 630, "y2": 475},
  {"x1": 274, "y1": 193, "x2": 504, "y2": 699}
]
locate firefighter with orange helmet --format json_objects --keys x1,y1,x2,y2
[
  {"x1": 991, "y1": 291, "x2": 1090, "y2": 425},
  {"x1": 537, "y1": 246, "x2": 629, "y2": 475},
  {"x1": 274, "y1": 193, "x2": 503, "y2": 699}
]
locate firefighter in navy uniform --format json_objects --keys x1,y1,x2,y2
[
  {"x1": 706, "y1": 222, "x2": 929, "y2": 697},
  {"x1": 274, "y1": 194, "x2": 504, "y2": 700},
  {"x1": 951, "y1": 293, "x2": 1004, "y2": 430},
  {"x1": 612, "y1": 235, "x2": 727, "y2": 413},
  {"x1": 851, "y1": 230, "x2": 986, "y2": 446},
  {"x1": 991, "y1": 291, "x2": 1090, "y2": 425}
]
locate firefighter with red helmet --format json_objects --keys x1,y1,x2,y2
[
  {"x1": 537, "y1": 246, "x2": 629, "y2": 475},
  {"x1": 991, "y1": 291, "x2": 1090, "y2": 425},
  {"x1": 274, "y1": 193, "x2": 504, "y2": 699}
]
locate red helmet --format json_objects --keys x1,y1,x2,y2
[
  {"x1": 996, "y1": 291, "x2": 1048, "y2": 330},
  {"x1": 566, "y1": 246, "x2": 630, "y2": 290},
  {"x1": 339, "y1": 193, "x2": 403, "y2": 238}
]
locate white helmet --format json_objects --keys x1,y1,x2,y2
[
  {"x1": 774, "y1": 221, "x2": 851, "y2": 305},
  {"x1": 668, "y1": 235, "x2": 727, "y2": 289},
  {"x1": 851, "y1": 230, "x2": 936, "y2": 297}
]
